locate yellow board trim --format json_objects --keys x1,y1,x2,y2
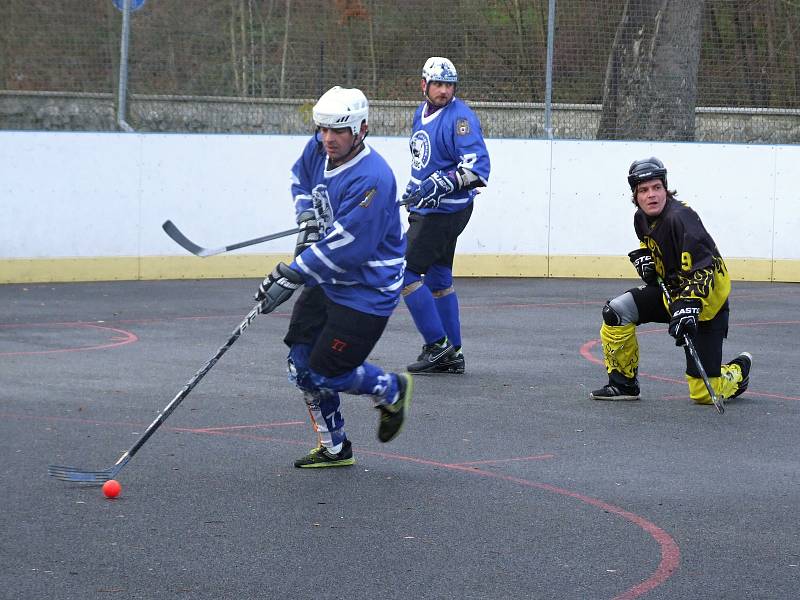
[{"x1": 1, "y1": 255, "x2": 797, "y2": 284}]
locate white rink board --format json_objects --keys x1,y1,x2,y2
[
  {"x1": 1, "y1": 131, "x2": 797, "y2": 263},
  {"x1": 548, "y1": 140, "x2": 782, "y2": 260}
]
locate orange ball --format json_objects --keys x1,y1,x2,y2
[{"x1": 102, "y1": 479, "x2": 121, "y2": 499}]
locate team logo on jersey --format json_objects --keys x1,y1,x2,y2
[
  {"x1": 311, "y1": 184, "x2": 333, "y2": 230},
  {"x1": 456, "y1": 118, "x2": 470, "y2": 136},
  {"x1": 360, "y1": 188, "x2": 376, "y2": 208},
  {"x1": 410, "y1": 130, "x2": 431, "y2": 170}
]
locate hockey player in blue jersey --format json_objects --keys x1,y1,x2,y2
[
  {"x1": 254, "y1": 86, "x2": 412, "y2": 468},
  {"x1": 401, "y1": 57, "x2": 490, "y2": 374}
]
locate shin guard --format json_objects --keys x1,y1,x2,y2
[
  {"x1": 288, "y1": 344, "x2": 346, "y2": 449},
  {"x1": 600, "y1": 322, "x2": 639, "y2": 380},
  {"x1": 403, "y1": 274, "x2": 446, "y2": 344},
  {"x1": 432, "y1": 287, "x2": 461, "y2": 348},
  {"x1": 303, "y1": 389, "x2": 346, "y2": 449},
  {"x1": 427, "y1": 266, "x2": 461, "y2": 348}
]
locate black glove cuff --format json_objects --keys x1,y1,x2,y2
[
  {"x1": 627, "y1": 248, "x2": 650, "y2": 263},
  {"x1": 669, "y1": 297, "x2": 702, "y2": 317},
  {"x1": 274, "y1": 262, "x2": 304, "y2": 285}
]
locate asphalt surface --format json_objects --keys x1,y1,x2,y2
[{"x1": 1, "y1": 277, "x2": 798, "y2": 600}]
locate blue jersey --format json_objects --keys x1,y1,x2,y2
[
  {"x1": 288, "y1": 138, "x2": 406, "y2": 316},
  {"x1": 408, "y1": 97, "x2": 490, "y2": 215},
  {"x1": 290, "y1": 136, "x2": 324, "y2": 215}
]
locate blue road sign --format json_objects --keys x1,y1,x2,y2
[{"x1": 112, "y1": 0, "x2": 146, "y2": 11}]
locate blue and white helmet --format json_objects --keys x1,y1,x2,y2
[
  {"x1": 422, "y1": 57, "x2": 458, "y2": 84},
  {"x1": 312, "y1": 86, "x2": 369, "y2": 136}
]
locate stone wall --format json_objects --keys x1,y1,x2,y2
[{"x1": 2, "y1": 90, "x2": 798, "y2": 143}]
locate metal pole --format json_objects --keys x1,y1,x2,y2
[
  {"x1": 117, "y1": 0, "x2": 135, "y2": 132},
  {"x1": 544, "y1": 0, "x2": 556, "y2": 140}
]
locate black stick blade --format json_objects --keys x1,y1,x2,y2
[
  {"x1": 162, "y1": 220, "x2": 209, "y2": 256},
  {"x1": 48, "y1": 464, "x2": 113, "y2": 485}
]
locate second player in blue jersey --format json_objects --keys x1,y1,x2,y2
[{"x1": 401, "y1": 57, "x2": 491, "y2": 374}]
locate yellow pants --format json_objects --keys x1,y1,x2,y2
[
  {"x1": 601, "y1": 322, "x2": 746, "y2": 404},
  {"x1": 600, "y1": 323, "x2": 638, "y2": 379},
  {"x1": 687, "y1": 362, "x2": 746, "y2": 404}
]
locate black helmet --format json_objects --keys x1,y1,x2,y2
[{"x1": 627, "y1": 157, "x2": 668, "y2": 191}]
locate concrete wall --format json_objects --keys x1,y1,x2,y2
[{"x1": 1, "y1": 131, "x2": 798, "y2": 284}]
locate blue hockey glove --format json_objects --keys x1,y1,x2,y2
[
  {"x1": 628, "y1": 248, "x2": 658, "y2": 284},
  {"x1": 401, "y1": 171, "x2": 456, "y2": 209},
  {"x1": 668, "y1": 298, "x2": 702, "y2": 346},
  {"x1": 255, "y1": 262, "x2": 304, "y2": 314}
]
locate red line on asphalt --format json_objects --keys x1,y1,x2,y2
[
  {"x1": 4, "y1": 411, "x2": 680, "y2": 599},
  {"x1": 0, "y1": 322, "x2": 138, "y2": 356},
  {"x1": 174, "y1": 422, "x2": 305, "y2": 433},
  {"x1": 449, "y1": 454, "x2": 555, "y2": 466}
]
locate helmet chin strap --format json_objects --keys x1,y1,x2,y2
[{"x1": 350, "y1": 129, "x2": 368, "y2": 155}]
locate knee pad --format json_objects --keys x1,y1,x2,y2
[
  {"x1": 402, "y1": 270, "x2": 423, "y2": 296},
  {"x1": 432, "y1": 286, "x2": 455, "y2": 298},
  {"x1": 425, "y1": 265, "x2": 453, "y2": 292},
  {"x1": 603, "y1": 292, "x2": 639, "y2": 326},
  {"x1": 602, "y1": 302, "x2": 623, "y2": 326},
  {"x1": 287, "y1": 344, "x2": 314, "y2": 390}
]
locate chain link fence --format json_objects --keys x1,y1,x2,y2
[{"x1": 1, "y1": 0, "x2": 798, "y2": 142}]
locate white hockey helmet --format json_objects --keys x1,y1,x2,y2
[
  {"x1": 422, "y1": 57, "x2": 458, "y2": 84},
  {"x1": 312, "y1": 86, "x2": 369, "y2": 136}
]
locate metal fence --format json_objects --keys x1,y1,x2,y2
[{"x1": 1, "y1": 0, "x2": 798, "y2": 143}]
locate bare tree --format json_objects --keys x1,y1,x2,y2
[
  {"x1": 279, "y1": 0, "x2": 291, "y2": 98},
  {"x1": 598, "y1": 0, "x2": 704, "y2": 141}
]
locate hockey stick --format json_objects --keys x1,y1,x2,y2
[
  {"x1": 658, "y1": 279, "x2": 724, "y2": 414},
  {"x1": 163, "y1": 220, "x2": 299, "y2": 257},
  {"x1": 48, "y1": 301, "x2": 267, "y2": 484}
]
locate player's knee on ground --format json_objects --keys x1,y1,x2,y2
[{"x1": 686, "y1": 375, "x2": 720, "y2": 404}]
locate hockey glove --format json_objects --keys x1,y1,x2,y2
[
  {"x1": 627, "y1": 248, "x2": 658, "y2": 285},
  {"x1": 254, "y1": 262, "x2": 304, "y2": 314},
  {"x1": 668, "y1": 298, "x2": 702, "y2": 346},
  {"x1": 294, "y1": 209, "x2": 323, "y2": 257},
  {"x1": 401, "y1": 170, "x2": 456, "y2": 209}
]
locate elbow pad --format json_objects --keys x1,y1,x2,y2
[{"x1": 452, "y1": 167, "x2": 484, "y2": 191}]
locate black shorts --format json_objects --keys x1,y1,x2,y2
[
  {"x1": 628, "y1": 283, "x2": 729, "y2": 377},
  {"x1": 284, "y1": 286, "x2": 389, "y2": 378},
  {"x1": 405, "y1": 204, "x2": 474, "y2": 274}
]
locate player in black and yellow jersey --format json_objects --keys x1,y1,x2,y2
[{"x1": 590, "y1": 157, "x2": 752, "y2": 406}]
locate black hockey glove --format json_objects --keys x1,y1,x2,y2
[
  {"x1": 401, "y1": 171, "x2": 456, "y2": 209},
  {"x1": 627, "y1": 248, "x2": 657, "y2": 285},
  {"x1": 668, "y1": 298, "x2": 702, "y2": 346},
  {"x1": 254, "y1": 262, "x2": 304, "y2": 314},
  {"x1": 294, "y1": 209, "x2": 323, "y2": 257}
]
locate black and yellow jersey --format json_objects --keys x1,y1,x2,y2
[{"x1": 634, "y1": 197, "x2": 730, "y2": 320}]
